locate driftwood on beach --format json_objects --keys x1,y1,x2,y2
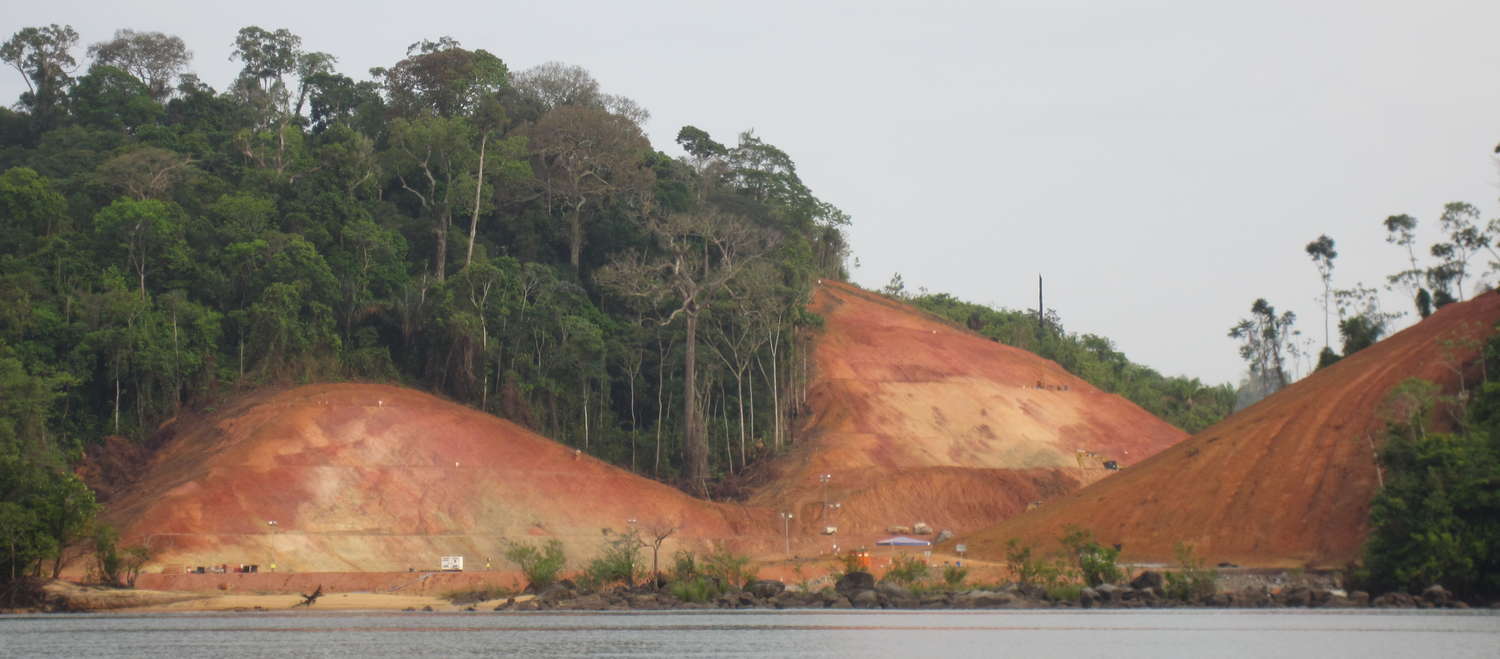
[{"x1": 296, "y1": 585, "x2": 324, "y2": 608}]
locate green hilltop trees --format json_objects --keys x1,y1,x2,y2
[{"x1": 0, "y1": 23, "x2": 851, "y2": 587}]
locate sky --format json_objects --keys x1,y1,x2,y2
[{"x1": 6, "y1": 0, "x2": 1500, "y2": 385}]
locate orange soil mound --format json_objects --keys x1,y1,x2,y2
[
  {"x1": 957, "y1": 292, "x2": 1500, "y2": 568},
  {"x1": 748, "y1": 281, "x2": 1187, "y2": 545},
  {"x1": 103, "y1": 384, "x2": 782, "y2": 573}
]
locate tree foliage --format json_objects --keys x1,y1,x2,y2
[
  {"x1": 0, "y1": 23, "x2": 854, "y2": 553},
  {"x1": 1363, "y1": 365, "x2": 1500, "y2": 599}
]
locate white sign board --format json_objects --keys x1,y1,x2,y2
[
  {"x1": 441, "y1": 555, "x2": 464, "y2": 571},
  {"x1": 955, "y1": 544, "x2": 967, "y2": 554}
]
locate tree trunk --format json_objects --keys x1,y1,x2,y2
[
  {"x1": 735, "y1": 370, "x2": 746, "y2": 470},
  {"x1": 434, "y1": 209, "x2": 450, "y2": 282},
  {"x1": 466, "y1": 132, "x2": 488, "y2": 270},
  {"x1": 682, "y1": 311, "x2": 706, "y2": 488},
  {"x1": 568, "y1": 200, "x2": 586, "y2": 273},
  {"x1": 113, "y1": 373, "x2": 121, "y2": 435}
]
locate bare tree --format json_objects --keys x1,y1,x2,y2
[
  {"x1": 707, "y1": 262, "x2": 778, "y2": 470},
  {"x1": 640, "y1": 517, "x2": 680, "y2": 590},
  {"x1": 598, "y1": 209, "x2": 779, "y2": 490}
]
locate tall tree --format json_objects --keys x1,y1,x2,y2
[
  {"x1": 378, "y1": 37, "x2": 507, "y2": 119},
  {"x1": 598, "y1": 208, "x2": 779, "y2": 490},
  {"x1": 1383, "y1": 214, "x2": 1425, "y2": 313},
  {"x1": 525, "y1": 105, "x2": 654, "y2": 272},
  {"x1": 228, "y1": 26, "x2": 302, "y2": 121},
  {"x1": 1, "y1": 24, "x2": 80, "y2": 131},
  {"x1": 86, "y1": 29, "x2": 191, "y2": 103},
  {"x1": 1228, "y1": 298, "x2": 1297, "y2": 394},
  {"x1": 1304, "y1": 234, "x2": 1337, "y2": 353},
  {"x1": 1431, "y1": 202, "x2": 1486, "y2": 301},
  {"x1": 386, "y1": 115, "x2": 475, "y2": 282}
]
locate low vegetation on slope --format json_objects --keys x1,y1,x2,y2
[{"x1": 902, "y1": 291, "x2": 1235, "y2": 433}]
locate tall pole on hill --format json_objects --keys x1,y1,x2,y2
[{"x1": 1037, "y1": 275, "x2": 1044, "y2": 341}]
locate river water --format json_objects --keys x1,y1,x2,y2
[{"x1": 1, "y1": 609, "x2": 1496, "y2": 658}]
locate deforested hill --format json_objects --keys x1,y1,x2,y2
[
  {"x1": 747, "y1": 281, "x2": 1188, "y2": 544},
  {"x1": 96, "y1": 384, "x2": 784, "y2": 573},
  {"x1": 954, "y1": 290, "x2": 1500, "y2": 569}
]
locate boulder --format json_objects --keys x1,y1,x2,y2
[
  {"x1": 886, "y1": 526, "x2": 911, "y2": 534},
  {"x1": 912, "y1": 522, "x2": 933, "y2": 535},
  {"x1": 628, "y1": 594, "x2": 665, "y2": 610},
  {"x1": 1078, "y1": 587, "x2": 1100, "y2": 608},
  {"x1": 1279, "y1": 585, "x2": 1312, "y2": 608},
  {"x1": 747, "y1": 580, "x2": 786, "y2": 599},
  {"x1": 835, "y1": 572, "x2": 876, "y2": 598},
  {"x1": 1349, "y1": 591, "x2": 1370, "y2": 607},
  {"x1": 954, "y1": 590, "x2": 1016, "y2": 609},
  {"x1": 876, "y1": 583, "x2": 916, "y2": 608},
  {"x1": 1421, "y1": 585, "x2": 1453, "y2": 606},
  {"x1": 818, "y1": 587, "x2": 843, "y2": 607},
  {"x1": 537, "y1": 582, "x2": 575, "y2": 604},
  {"x1": 1234, "y1": 588, "x2": 1271, "y2": 608},
  {"x1": 1372, "y1": 592, "x2": 1416, "y2": 608},
  {"x1": 1095, "y1": 583, "x2": 1125, "y2": 604},
  {"x1": 1129, "y1": 571, "x2": 1165, "y2": 595},
  {"x1": 772, "y1": 590, "x2": 811, "y2": 609},
  {"x1": 935, "y1": 529, "x2": 955, "y2": 543},
  {"x1": 558, "y1": 593, "x2": 608, "y2": 610},
  {"x1": 851, "y1": 590, "x2": 881, "y2": 609},
  {"x1": 829, "y1": 596, "x2": 853, "y2": 609},
  {"x1": 919, "y1": 592, "x2": 952, "y2": 609}
]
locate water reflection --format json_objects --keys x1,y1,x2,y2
[{"x1": 2, "y1": 610, "x2": 1496, "y2": 658}]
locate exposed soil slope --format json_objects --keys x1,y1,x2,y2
[
  {"x1": 103, "y1": 384, "x2": 780, "y2": 573},
  {"x1": 748, "y1": 281, "x2": 1187, "y2": 543},
  {"x1": 957, "y1": 292, "x2": 1500, "y2": 568}
]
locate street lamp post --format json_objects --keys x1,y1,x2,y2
[
  {"x1": 779, "y1": 512, "x2": 793, "y2": 555},
  {"x1": 267, "y1": 520, "x2": 278, "y2": 572}
]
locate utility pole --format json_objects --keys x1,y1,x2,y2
[{"x1": 1036, "y1": 274, "x2": 1044, "y2": 341}]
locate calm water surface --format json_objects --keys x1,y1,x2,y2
[{"x1": 1, "y1": 609, "x2": 1496, "y2": 658}]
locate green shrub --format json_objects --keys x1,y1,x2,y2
[
  {"x1": 1005, "y1": 538, "x2": 1048, "y2": 585},
  {"x1": 671, "y1": 550, "x2": 699, "y2": 581},
  {"x1": 702, "y1": 548, "x2": 754, "y2": 590},
  {"x1": 1163, "y1": 543, "x2": 1217, "y2": 601},
  {"x1": 1046, "y1": 583, "x2": 1083, "y2": 601},
  {"x1": 835, "y1": 551, "x2": 864, "y2": 577},
  {"x1": 503, "y1": 539, "x2": 567, "y2": 590},
  {"x1": 583, "y1": 528, "x2": 644, "y2": 589},
  {"x1": 92, "y1": 525, "x2": 122, "y2": 586},
  {"x1": 1060, "y1": 526, "x2": 1122, "y2": 587},
  {"x1": 882, "y1": 554, "x2": 930, "y2": 585},
  {"x1": 942, "y1": 564, "x2": 968, "y2": 588},
  {"x1": 669, "y1": 576, "x2": 722, "y2": 603}
]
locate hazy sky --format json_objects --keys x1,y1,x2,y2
[{"x1": 7, "y1": 1, "x2": 1500, "y2": 385}]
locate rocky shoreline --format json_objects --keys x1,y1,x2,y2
[{"x1": 487, "y1": 572, "x2": 1495, "y2": 613}]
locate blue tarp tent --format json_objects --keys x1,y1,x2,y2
[{"x1": 875, "y1": 536, "x2": 931, "y2": 547}]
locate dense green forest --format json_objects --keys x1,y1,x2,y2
[{"x1": 0, "y1": 23, "x2": 849, "y2": 537}]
